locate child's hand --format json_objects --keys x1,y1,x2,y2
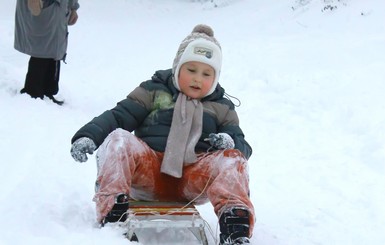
[
  {"x1": 205, "y1": 133, "x2": 235, "y2": 150},
  {"x1": 70, "y1": 137, "x2": 96, "y2": 162}
]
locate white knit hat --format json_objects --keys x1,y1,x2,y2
[{"x1": 172, "y1": 24, "x2": 222, "y2": 97}]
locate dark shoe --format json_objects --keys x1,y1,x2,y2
[
  {"x1": 20, "y1": 88, "x2": 44, "y2": 99},
  {"x1": 219, "y1": 207, "x2": 250, "y2": 245},
  {"x1": 223, "y1": 237, "x2": 250, "y2": 244},
  {"x1": 47, "y1": 95, "x2": 64, "y2": 106},
  {"x1": 102, "y1": 194, "x2": 129, "y2": 226}
]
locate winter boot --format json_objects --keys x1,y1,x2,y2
[
  {"x1": 46, "y1": 95, "x2": 64, "y2": 106},
  {"x1": 102, "y1": 193, "x2": 129, "y2": 225},
  {"x1": 219, "y1": 206, "x2": 250, "y2": 245}
]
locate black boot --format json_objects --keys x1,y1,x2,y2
[
  {"x1": 102, "y1": 194, "x2": 129, "y2": 226},
  {"x1": 219, "y1": 207, "x2": 250, "y2": 245},
  {"x1": 20, "y1": 88, "x2": 43, "y2": 99},
  {"x1": 46, "y1": 95, "x2": 64, "y2": 106}
]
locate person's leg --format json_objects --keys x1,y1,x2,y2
[
  {"x1": 21, "y1": 57, "x2": 48, "y2": 99},
  {"x1": 44, "y1": 59, "x2": 60, "y2": 96},
  {"x1": 94, "y1": 129, "x2": 170, "y2": 223},
  {"x1": 180, "y1": 149, "x2": 255, "y2": 241},
  {"x1": 44, "y1": 59, "x2": 63, "y2": 105}
]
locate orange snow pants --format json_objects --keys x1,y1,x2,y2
[{"x1": 93, "y1": 129, "x2": 255, "y2": 236}]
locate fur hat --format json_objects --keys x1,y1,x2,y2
[{"x1": 172, "y1": 24, "x2": 222, "y2": 97}]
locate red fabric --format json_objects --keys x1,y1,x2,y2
[{"x1": 93, "y1": 129, "x2": 255, "y2": 236}]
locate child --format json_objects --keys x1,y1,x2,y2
[{"x1": 70, "y1": 24, "x2": 255, "y2": 244}]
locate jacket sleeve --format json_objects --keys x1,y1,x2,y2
[
  {"x1": 218, "y1": 109, "x2": 253, "y2": 159},
  {"x1": 204, "y1": 99, "x2": 252, "y2": 159},
  {"x1": 71, "y1": 88, "x2": 151, "y2": 148},
  {"x1": 220, "y1": 124, "x2": 252, "y2": 159},
  {"x1": 69, "y1": 0, "x2": 80, "y2": 10}
]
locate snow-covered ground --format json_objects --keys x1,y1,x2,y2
[{"x1": 1, "y1": 0, "x2": 384, "y2": 244}]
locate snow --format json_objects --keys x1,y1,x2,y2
[{"x1": 1, "y1": 0, "x2": 385, "y2": 244}]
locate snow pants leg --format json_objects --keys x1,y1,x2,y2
[{"x1": 94, "y1": 129, "x2": 255, "y2": 236}]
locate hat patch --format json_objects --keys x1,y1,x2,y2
[{"x1": 194, "y1": 47, "x2": 213, "y2": 59}]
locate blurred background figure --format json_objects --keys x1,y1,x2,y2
[{"x1": 15, "y1": 0, "x2": 80, "y2": 105}]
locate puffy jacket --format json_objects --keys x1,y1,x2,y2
[
  {"x1": 71, "y1": 69, "x2": 252, "y2": 159},
  {"x1": 14, "y1": 0, "x2": 80, "y2": 60}
]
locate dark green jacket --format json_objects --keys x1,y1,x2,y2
[{"x1": 71, "y1": 69, "x2": 252, "y2": 159}]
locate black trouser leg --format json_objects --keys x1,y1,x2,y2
[
  {"x1": 23, "y1": 57, "x2": 46, "y2": 98},
  {"x1": 22, "y1": 57, "x2": 60, "y2": 98},
  {"x1": 44, "y1": 59, "x2": 60, "y2": 96}
]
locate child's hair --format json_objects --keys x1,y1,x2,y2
[{"x1": 172, "y1": 24, "x2": 222, "y2": 97}]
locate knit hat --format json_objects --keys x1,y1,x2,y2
[{"x1": 172, "y1": 24, "x2": 222, "y2": 97}]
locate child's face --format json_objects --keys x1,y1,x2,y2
[{"x1": 178, "y1": 61, "x2": 215, "y2": 99}]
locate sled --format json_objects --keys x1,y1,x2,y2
[{"x1": 124, "y1": 200, "x2": 209, "y2": 244}]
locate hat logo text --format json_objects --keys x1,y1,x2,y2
[{"x1": 194, "y1": 47, "x2": 213, "y2": 59}]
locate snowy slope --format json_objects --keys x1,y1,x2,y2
[{"x1": 0, "y1": 0, "x2": 384, "y2": 244}]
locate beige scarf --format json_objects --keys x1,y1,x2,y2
[{"x1": 161, "y1": 93, "x2": 203, "y2": 178}]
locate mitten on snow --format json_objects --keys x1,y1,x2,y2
[
  {"x1": 70, "y1": 137, "x2": 96, "y2": 163},
  {"x1": 206, "y1": 133, "x2": 235, "y2": 150}
]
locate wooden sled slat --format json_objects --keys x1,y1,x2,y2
[{"x1": 128, "y1": 200, "x2": 199, "y2": 216}]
